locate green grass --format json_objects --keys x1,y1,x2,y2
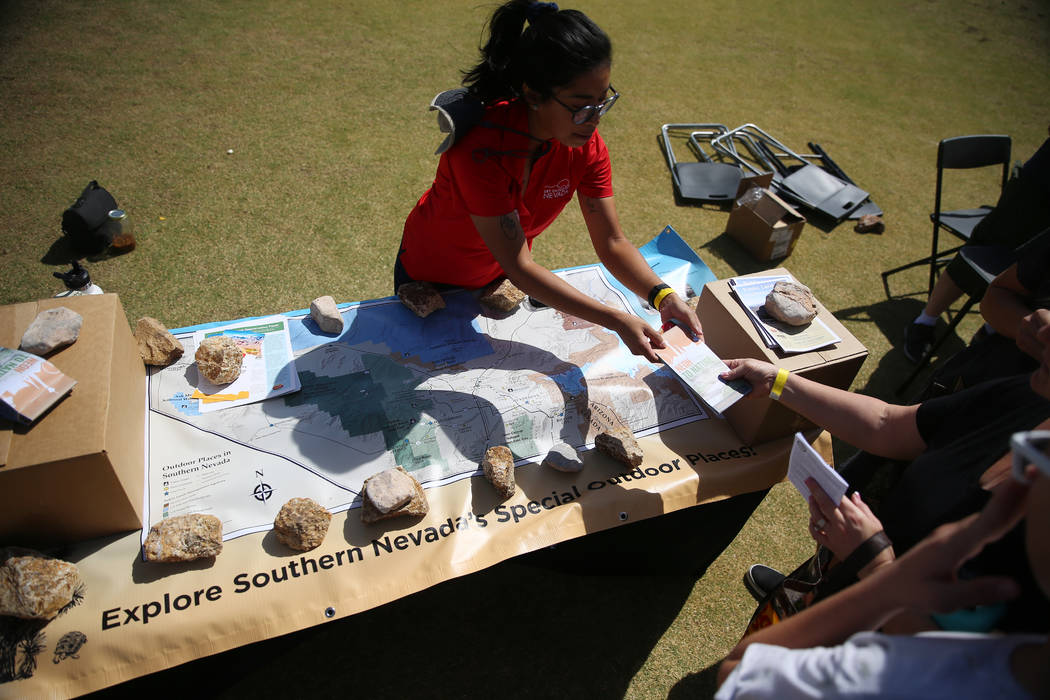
[{"x1": 3, "y1": 0, "x2": 1049, "y2": 697}]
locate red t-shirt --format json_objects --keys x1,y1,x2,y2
[{"x1": 399, "y1": 99, "x2": 614, "y2": 289}]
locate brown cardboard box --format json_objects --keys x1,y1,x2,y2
[
  {"x1": 726, "y1": 187, "x2": 805, "y2": 261},
  {"x1": 699, "y1": 270, "x2": 867, "y2": 444},
  {"x1": 0, "y1": 294, "x2": 145, "y2": 545},
  {"x1": 734, "y1": 171, "x2": 775, "y2": 198}
]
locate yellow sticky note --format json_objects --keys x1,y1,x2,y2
[{"x1": 190, "y1": 389, "x2": 250, "y2": 403}]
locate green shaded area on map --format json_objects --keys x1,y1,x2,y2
[
  {"x1": 506, "y1": 413, "x2": 538, "y2": 459},
  {"x1": 285, "y1": 353, "x2": 445, "y2": 471}
]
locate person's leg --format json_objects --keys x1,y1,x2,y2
[
  {"x1": 902, "y1": 275, "x2": 956, "y2": 362},
  {"x1": 904, "y1": 263, "x2": 977, "y2": 363},
  {"x1": 919, "y1": 271, "x2": 963, "y2": 320}
]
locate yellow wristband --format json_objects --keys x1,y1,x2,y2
[
  {"x1": 653, "y1": 287, "x2": 675, "y2": 311},
  {"x1": 769, "y1": 368, "x2": 789, "y2": 401}
]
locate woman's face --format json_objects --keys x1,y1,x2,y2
[{"x1": 527, "y1": 64, "x2": 613, "y2": 148}]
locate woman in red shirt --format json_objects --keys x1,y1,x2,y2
[{"x1": 396, "y1": 0, "x2": 701, "y2": 362}]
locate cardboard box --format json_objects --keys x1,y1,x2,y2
[
  {"x1": 734, "y1": 171, "x2": 774, "y2": 198},
  {"x1": 726, "y1": 187, "x2": 805, "y2": 261},
  {"x1": 0, "y1": 294, "x2": 145, "y2": 545},
  {"x1": 699, "y1": 270, "x2": 867, "y2": 444}
]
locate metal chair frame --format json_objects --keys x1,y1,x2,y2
[
  {"x1": 659, "y1": 123, "x2": 743, "y2": 204},
  {"x1": 711, "y1": 124, "x2": 870, "y2": 222}
]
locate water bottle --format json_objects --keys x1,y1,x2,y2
[{"x1": 54, "y1": 261, "x2": 103, "y2": 297}]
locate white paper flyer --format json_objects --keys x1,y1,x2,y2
[{"x1": 654, "y1": 325, "x2": 751, "y2": 415}]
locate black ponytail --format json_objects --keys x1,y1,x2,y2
[{"x1": 462, "y1": 0, "x2": 612, "y2": 104}]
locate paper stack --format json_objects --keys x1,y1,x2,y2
[{"x1": 728, "y1": 274, "x2": 840, "y2": 354}]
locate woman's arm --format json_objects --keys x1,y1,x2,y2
[
  {"x1": 806, "y1": 479, "x2": 941, "y2": 634},
  {"x1": 981, "y1": 265, "x2": 1031, "y2": 340},
  {"x1": 721, "y1": 358, "x2": 926, "y2": 460},
  {"x1": 717, "y1": 476, "x2": 1029, "y2": 686},
  {"x1": 470, "y1": 210, "x2": 666, "y2": 361},
  {"x1": 579, "y1": 194, "x2": 703, "y2": 339},
  {"x1": 981, "y1": 264, "x2": 1050, "y2": 360}
]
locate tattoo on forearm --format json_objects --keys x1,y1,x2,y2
[{"x1": 498, "y1": 213, "x2": 523, "y2": 241}]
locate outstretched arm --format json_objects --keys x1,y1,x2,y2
[
  {"x1": 471, "y1": 210, "x2": 665, "y2": 361},
  {"x1": 720, "y1": 358, "x2": 926, "y2": 460},
  {"x1": 579, "y1": 194, "x2": 703, "y2": 340}
]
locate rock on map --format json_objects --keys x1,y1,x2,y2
[{"x1": 146, "y1": 228, "x2": 717, "y2": 539}]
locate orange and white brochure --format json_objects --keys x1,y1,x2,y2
[
  {"x1": 653, "y1": 324, "x2": 750, "y2": 415},
  {"x1": 0, "y1": 347, "x2": 77, "y2": 425}
]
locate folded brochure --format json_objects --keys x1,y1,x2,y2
[
  {"x1": 0, "y1": 347, "x2": 77, "y2": 425},
  {"x1": 654, "y1": 325, "x2": 750, "y2": 415},
  {"x1": 192, "y1": 316, "x2": 300, "y2": 412},
  {"x1": 788, "y1": 431, "x2": 848, "y2": 505}
]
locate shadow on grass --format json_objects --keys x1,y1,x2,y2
[
  {"x1": 668, "y1": 661, "x2": 721, "y2": 699},
  {"x1": 41, "y1": 237, "x2": 80, "y2": 266},
  {"x1": 86, "y1": 492, "x2": 768, "y2": 699},
  {"x1": 834, "y1": 296, "x2": 969, "y2": 403},
  {"x1": 41, "y1": 235, "x2": 137, "y2": 270},
  {"x1": 699, "y1": 232, "x2": 779, "y2": 277}
]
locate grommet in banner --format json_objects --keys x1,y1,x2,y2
[
  {"x1": 324, "y1": 607, "x2": 336, "y2": 618},
  {"x1": 618, "y1": 511, "x2": 628, "y2": 521}
]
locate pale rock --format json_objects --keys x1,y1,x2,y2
[
  {"x1": 398, "y1": 282, "x2": 445, "y2": 318},
  {"x1": 363, "y1": 468, "x2": 416, "y2": 514},
  {"x1": 195, "y1": 336, "x2": 243, "y2": 384},
  {"x1": 143, "y1": 513, "x2": 223, "y2": 562},
  {"x1": 854, "y1": 214, "x2": 885, "y2": 234},
  {"x1": 361, "y1": 466, "x2": 429, "y2": 524},
  {"x1": 310, "y1": 295, "x2": 344, "y2": 334},
  {"x1": 482, "y1": 445, "x2": 516, "y2": 499},
  {"x1": 273, "y1": 497, "x2": 331, "y2": 551},
  {"x1": 542, "y1": 441, "x2": 583, "y2": 473},
  {"x1": 0, "y1": 548, "x2": 80, "y2": 620},
  {"x1": 19, "y1": 306, "x2": 82, "y2": 355},
  {"x1": 764, "y1": 280, "x2": 818, "y2": 326},
  {"x1": 135, "y1": 316, "x2": 184, "y2": 366},
  {"x1": 479, "y1": 278, "x2": 526, "y2": 312},
  {"x1": 686, "y1": 296, "x2": 700, "y2": 314},
  {"x1": 595, "y1": 425, "x2": 643, "y2": 467}
]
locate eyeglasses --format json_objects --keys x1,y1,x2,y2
[
  {"x1": 551, "y1": 86, "x2": 620, "y2": 125},
  {"x1": 1011, "y1": 430, "x2": 1050, "y2": 483}
]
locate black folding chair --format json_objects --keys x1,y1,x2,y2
[
  {"x1": 660, "y1": 123, "x2": 743, "y2": 204},
  {"x1": 882, "y1": 135, "x2": 1011, "y2": 298}
]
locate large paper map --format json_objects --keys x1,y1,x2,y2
[{"x1": 146, "y1": 228, "x2": 717, "y2": 540}]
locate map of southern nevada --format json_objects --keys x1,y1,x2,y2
[{"x1": 147, "y1": 263, "x2": 709, "y2": 539}]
